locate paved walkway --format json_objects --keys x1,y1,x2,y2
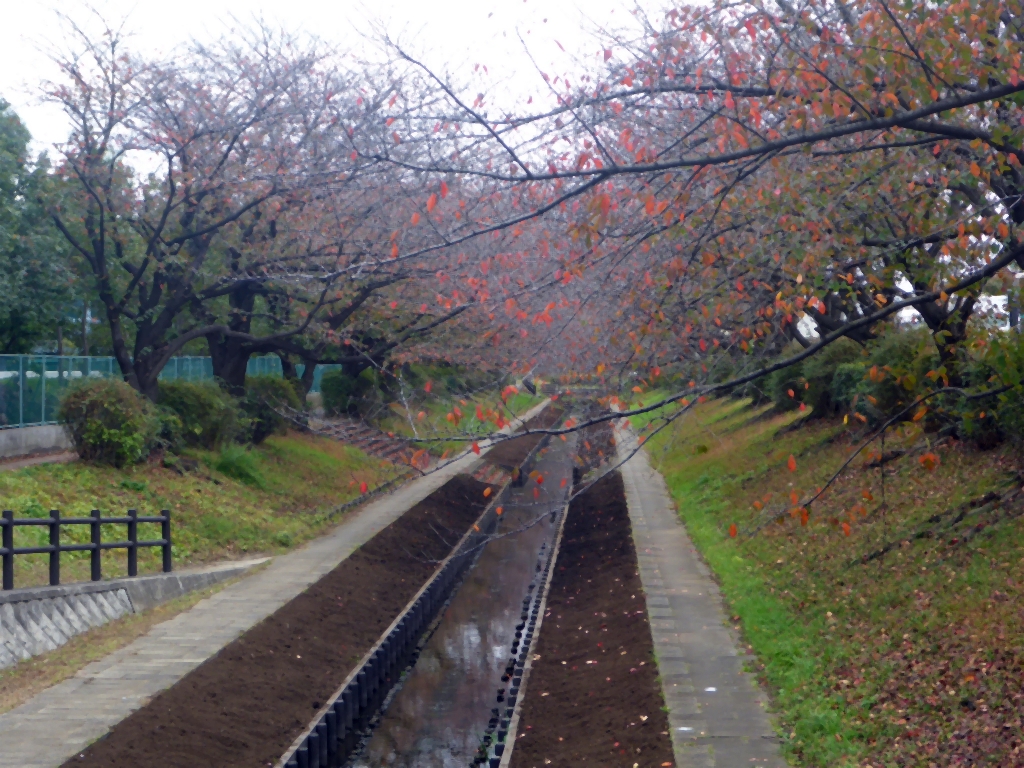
[
  {"x1": 0, "y1": 422, "x2": 540, "y2": 767},
  {"x1": 615, "y1": 423, "x2": 788, "y2": 768}
]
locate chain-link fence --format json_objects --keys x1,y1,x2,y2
[{"x1": 0, "y1": 354, "x2": 335, "y2": 429}]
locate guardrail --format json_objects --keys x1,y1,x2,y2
[{"x1": 0, "y1": 509, "x2": 172, "y2": 591}]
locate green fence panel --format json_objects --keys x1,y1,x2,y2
[{"x1": 0, "y1": 354, "x2": 331, "y2": 428}]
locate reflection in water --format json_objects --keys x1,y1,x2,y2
[{"x1": 352, "y1": 438, "x2": 573, "y2": 767}]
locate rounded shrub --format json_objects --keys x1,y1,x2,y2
[
  {"x1": 765, "y1": 356, "x2": 805, "y2": 411},
  {"x1": 321, "y1": 369, "x2": 360, "y2": 416},
  {"x1": 157, "y1": 380, "x2": 241, "y2": 449},
  {"x1": 801, "y1": 337, "x2": 863, "y2": 415},
  {"x1": 58, "y1": 378, "x2": 162, "y2": 466},
  {"x1": 242, "y1": 375, "x2": 303, "y2": 444}
]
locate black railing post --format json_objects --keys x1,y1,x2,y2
[
  {"x1": 127, "y1": 509, "x2": 138, "y2": 577},
  {"x1": 49, "y1": 509, "x2": 61, "y2": 586},
  {"x1": 90, "y1": 509, "x2": 102, "y2": 581},
  {"x1": 2, "y1": 510, "x2": 12, "y2": 590},
  {"x1": 161, "y1": 510, "x2": 172, "y2": 573}
]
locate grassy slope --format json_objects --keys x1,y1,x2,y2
[
  {"x1": 375, "y1": 390, "x2": 543, "y2": 456},
  {"x1": 0, "y1": 432, "x2": 400, "y2": 588},
  {"x1": 643, "y1": 398, "x2": 1024, "y2": 767}
]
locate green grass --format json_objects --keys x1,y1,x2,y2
[
  {"x1": 643, "y1": 398, "x2": 1024, "y2": 766},
  {"x1": 374, "y1": 389, "x2": 543, "y2": 457},
  {"x1": 0, "y1": 431, "x2": 401, "y2": 588}
]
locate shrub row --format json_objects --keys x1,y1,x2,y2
[
  {"x1": 753, "y1": 327, "x2": 1024, "y2": 448},
  {"x1": 58, "y1": 376, "x2": 304, "y2": 467}
]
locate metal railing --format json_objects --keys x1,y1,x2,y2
[
  {"x1": 0, "y1": 508, "x2": 172, "y2": 591},
  {"x1": 0, "y1": 354, "x2": 340, "y2": 429}
]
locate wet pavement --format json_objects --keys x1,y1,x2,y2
[{"x1": 351, "y1": 436, "x2": 575, "y2": 768}]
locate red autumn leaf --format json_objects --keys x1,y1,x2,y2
[
  {"x1": 472, "y1": 441, "x2": 480, "y2": 455},
  {"x1": 536, "y1": 474, "x2": 544, "y2": 485},
  {"x1": 728, "y1": 523, "x2": 738, "y2": 538},
  {"x1": 359, "y1": 481, "x2": 368, "y2": 494},
  {"x1": 841, "y1": 522, "x2": 851, "y2": 536},
  {"x1": 427, "y1": 193, "x2": 438, "y2": 212},
  {"x1": 440, "y1": 180, "x2": 449, "y2": 198},
  {"x1": 787, "y1": 455, "x2": 797, "y2": 472},
  {"x1": 424, "y1": 380, "x2": 432, "y2": 393}
]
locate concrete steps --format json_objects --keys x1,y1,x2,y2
[{"x1": 318, "y1": 417, "x2": 416, "y2": 464}]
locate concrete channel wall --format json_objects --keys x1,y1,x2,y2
[{"x1": 0, "y1": 558, "x2": 267, "y2": 668}]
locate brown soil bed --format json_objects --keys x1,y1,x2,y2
[
  {"x1": 63, "y1": 475, "x2": 495, "y2": 768},
  {"x1": 574, "y1": 410, "x2": 615, "y2": 476},
  {"x1": 485, "y1": 405, "x2": 563, "y2": 469},
  {"x1": 509, "y1": 471, "x2": 675, "y2": 767}
]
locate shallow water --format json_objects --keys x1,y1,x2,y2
[{"x1": 351, "y1": 436, "x2": 574, "y2": 767}]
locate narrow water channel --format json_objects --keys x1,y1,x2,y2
[{"x1": 350, "y1": 435, "x2": 575, "y2": 767}]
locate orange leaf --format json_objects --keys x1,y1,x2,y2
[
  {"x1": 483, "y1": 487, "x2": 492, "y2": 497},
  {"x1": 416, "y1": 411, "x2": 425, "y2": 421},
  {"x1": 787, "y1": 454, "x2": 797, "y2": 472},
  {"x1": 440, "y1": 181, "x2": 449, "y2": 198},
  {"x1": 912, "y1": 407, "x2": 927, "y2": 422},
  {"x1": 427, "y1": 193, "x2": 438, "y2": 212},
  {"x1": 862, "y1": 490, "x2": 874, "y2": 501},
  {"x1": 496, "y1": 506, "x2": 503, "y2": 515},
  {"x1": 728, "y1": 523, "x2": 738, "y2": 538},
  {"x1": 411, "y1": 212, "x2": 420, "y2": 225},
  {"x1": 841, "y1": 522, "x2": 851, "y2": 536},
  {"x1": 472, "y1": 441, "x2": 480, "y2": 455},
  {"x1": 424, "y1": 380, "x2": 432, "y2": 393}
]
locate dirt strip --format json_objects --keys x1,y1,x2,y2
[
  {"x1": 509, "y1": 471, "x2": 675, "y2": 767},
  {"x1": 63, "y1": 475, "x2": 495, "y2": 768}
]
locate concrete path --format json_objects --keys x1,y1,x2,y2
[
  {"x1": 615, "y1": 422, "x2": 788, "y2": 768},
  {"x1": 0, "y1": 447, "x2": 493, "y2": 768},
  {"x1": 0, "y1": 451, "x2": 76, "y2": 473}
]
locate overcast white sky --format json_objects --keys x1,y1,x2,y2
[{"x1": 0, "y1": 0, "x2": 664, "y2": 153}]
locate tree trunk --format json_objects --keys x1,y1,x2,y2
[{"x1": 207, "y1": 332, "x2": 253, "y2": 396}]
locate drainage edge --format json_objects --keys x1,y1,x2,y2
[
  {"x1": 276, "y1": 435, "x2": 552, "y2": 768},
  {"x1": 492, "y1": 481, "x2": 574, "y2": 767}
]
